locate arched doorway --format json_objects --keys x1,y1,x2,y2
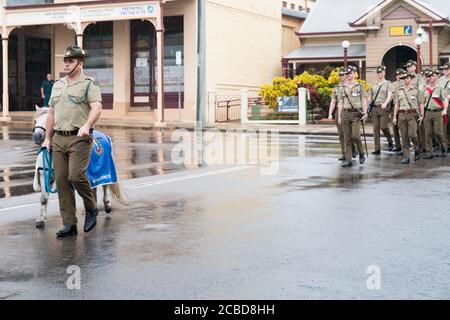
[
  {"x1": 5, "y1": 26, "x2": 52, "y2": 111},
  {"x1": 381, "y1": 45, "x2": 418, "y2": 81}
]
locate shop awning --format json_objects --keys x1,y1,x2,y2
[{"x1": 284, "y1": 43, "x2": 366, "y2": 61}]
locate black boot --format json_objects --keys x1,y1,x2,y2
[
  {"x1": 352, "y1": 145, "x2": 357, "y2": 158},
  {"x1": 338, "y1": 155, "x2": 345, "y2": 161},
  {"x1": 342, "y1": 160, "x2": 353, "y2": 168},
  {"x1": 56, "y1": 225, "x2": 78, "y2": 238},
  {"x1": 84, "y1": 209, "x2": 98, "y2": 233},
  {"x1": 388, "y1": 143, "x2": 394, "y2": 152},
  {"x1": 442, "y1": 147, "x2": 447, "y2": 158},
  {"x1": 414, "y1": 152, "x2": 421, "y2": 161},
  {"x1": 401, "y1": 158, "x2": 410, "y2": 164},
  {"x1": 383, "y1": 130, "x2": 394, "y2": 151},
  {"x1": 371, "y1": 150, "x2": 381, "y2": 155},
  {"x1": 359, "y1": 154, "x2": 366, "y2": 164}
]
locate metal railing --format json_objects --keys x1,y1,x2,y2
[{"x1": 216, "y1": 98, "x2": 241, "y2": 123}]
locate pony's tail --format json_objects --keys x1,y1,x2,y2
[{"x1": 110, "y1": 182, "x2": 126, "y2": 204}]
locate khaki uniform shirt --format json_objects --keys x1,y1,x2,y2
[
  {"x1": 411, "y1": 73, "x2": 425, "y2": 90},
  {"x1": 395, "y1": 86, "x2": 424, "y2": 111},
  {"x1": 331, "y1": 84, "x2": 344, "y2": 102},
  {"x1": 439, "y1": 76, "x2": 450, "y2": 95},
  {"x1": 49, "y1": 73, "x2": 102, "y2": 131},
  {"x1": 368, "y1": 80, "x2": 391, "y2": 105},
  {"x1": 423, "y1": 85, "x2": 448, "y2": 111},
  {"x1": 339, "y1": 82, "x2": 367, "y2": 110},
  {"x1": 389, "y1": 80, "x2": 403, "y2": 104}
]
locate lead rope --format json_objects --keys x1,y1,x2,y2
[{"x1": 38, "y1": 147, "x2": 58, "y2": 194}]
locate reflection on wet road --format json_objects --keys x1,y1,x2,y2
[
  {"x1": 0, "y1": 126, "x2": 351, "y2": 199},
  {"x1": 2, "y1": 125, "x2": 450, "y2": 199}
]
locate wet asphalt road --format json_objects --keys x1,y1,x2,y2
[{"x1": 1, "y1": 126, "x2": 450, "y2": 299}]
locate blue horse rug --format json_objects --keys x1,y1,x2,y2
[{"x1": 87, "y1": 130, "x2": 118, "y2": 188}]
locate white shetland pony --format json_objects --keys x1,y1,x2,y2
[{"x1": 32, "y1": 106, "x2": 122, "y2": 228}]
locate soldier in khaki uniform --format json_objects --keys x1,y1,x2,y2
[
  {"x1": 439, "y1": 63, "x2": 450, "y2": 151},
  {"x1": 385, "y1": 68, "x2": 406, "y2": 153},
  {"x1": 423, "y1": 69, "x2": 449, "y2": 159},
  {"x1": 405, "y1": 60, "x2": 426, "y2": 90},
  {"x1": 42, "y1": 46, "x2": 103, "y2": 238},
  {"x1": 368, "y1": 65, "x2": 393, "y2": 154},
  {"x1": 328, "y1": 68, "x2": 357, "y2": 160},
  {"x1": 393, "y1": 72, "x2": 424, "y2": 164},
  {"x1": 338, "y1": 67, "x2": 368, "y2": 168}
]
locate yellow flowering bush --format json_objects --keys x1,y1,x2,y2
[{"x1": 260, "y1": 77, "x2": 298, "y2": 108}]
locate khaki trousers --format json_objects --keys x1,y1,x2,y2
[
  {"x1": 391, "y1": 112, "x2": 401, "y2": 148},
  {"x1": 53, "y1": 134, "x2": 96, "y2": 226},
  {"x1": 444, "y1": 116, "x2": 450, "y2": 149},
  {"x1": 418, "y1": 122, "x2": 426, "y2": 152},
  {"x1": 371, "y1": 107, "x2": 393, "y2": 151},
  {"x1": 342, "y1": 111, "x2": 364, "y2": 161},
  {"x1": 335, "y1": 110, "x2": 345, "y2": 155},
  {"x1": 424, "y1": 111, "x2": 445, "y2": 154},
  {"x1": 398, "y1": 113, "x2": 419, "y2": 158}
]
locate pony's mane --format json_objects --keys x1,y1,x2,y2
[{"x1": 33, "y1": 107, "x2": 49, "y2": 121}]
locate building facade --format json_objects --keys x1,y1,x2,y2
[
  {"x1": 0, "y1": 0, "x2": 281, "y2": 124},
  {"x1": 282, "y1": 8, "x2": 307, "y2": 57},
  {"x1": 284, "y1": 0, "x2": 450, "y2": 83}
]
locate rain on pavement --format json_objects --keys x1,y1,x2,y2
[{"x1": 1, "y1": 125, "x2": 450, "y2": 299}]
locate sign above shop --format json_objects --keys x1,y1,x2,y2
[
  {"x1": 389, "y1": 25, "x2": 413, "y2": 37},
  {"x1": 6, "y1": 2, "x2": 159, "y2": 27}
]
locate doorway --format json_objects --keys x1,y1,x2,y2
[{"x1": 382, "y1": 45, "x2": 418, "y2": 81}]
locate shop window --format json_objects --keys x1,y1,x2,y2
[
  {"x1": 131, "y1": 20, "x2": 157, "y2": 107},
  {"x1": 130, "y1": 16, "x2": 184, "y2": 108},
  {"x1": 164, "y1": 16, "x2": 184, "y2": 108},
  {"x1": 83, "y1": 22, "x2": 114, "y2": 109}
]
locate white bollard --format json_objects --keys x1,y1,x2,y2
[
  {"x1": 241, "y1": 89, "x2": 248, "y2": 124},
  {"x1": 298, "y1": 87, "x2": 308, "y2": 125}
]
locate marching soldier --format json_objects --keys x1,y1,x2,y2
[
  {"x1": 338, "y1": 67, "x2": 368, "y2": 168},
  {"x1": 439, "y1": 62, "x2": 450, "y2": 151},
  {"x1": 392, "y1": 71, "x2": 424, "y2": 164},
  {"x1": 385, "y1": 68, "x2": 406, "y2": 153},
  {"x1": 423, "y1": 69, "x2": 449, "y2": 159},
  {"x1": 368, "y1": 65, "x2": 394, "y2": 154},
  {"x1": 328, "y1": 68, "x2": 348, "y2": 161},
  {"x1": 405, "y1": 60, "x2": 425, "y2": 90},
  {"x1": 42, "y1": 45, "x2": 103, "y2": 238},
  {"x1": 328, "y1": 68, "x2": 357, "y2": 160}
]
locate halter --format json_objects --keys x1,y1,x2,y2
[{"x1": 33, "y1": 126, "x2": 46, "y2": 133}]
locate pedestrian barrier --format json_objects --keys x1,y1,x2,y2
[{"x1": 215, "y1": 98, "x2": 241, "y2": 123}]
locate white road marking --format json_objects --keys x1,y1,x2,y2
[
  {"x1": 0, "y1": 166, "x2": 254, "y2": 213},
  {"x1": 126, "y1": 166, "x2": 253, "y2": 189},
  {"x1": 0, "y1": 200, "x2": 58, "y2": 213}
]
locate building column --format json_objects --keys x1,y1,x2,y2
[
  {"x1": 155, "y1": 1, "x2": 166, "y2": 125},
  {"x1": 1, "y1": 37, "x2": 11, "y2": 121},
  {"x1": 76, "y1": 34, "x2": 83, "y2": 48}
]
